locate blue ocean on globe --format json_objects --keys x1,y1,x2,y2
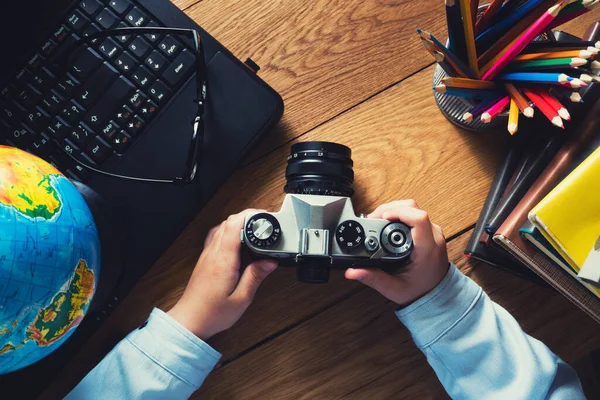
[{"x1": 0, "y1": 157, "x2": 101, "y2": 375}]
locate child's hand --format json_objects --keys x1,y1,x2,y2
[
  {"x1": 168, "y1": 210, "x2": 278, "y2": 340},
  {"x1": 345, "y1": 200, "x2": 449, "y2": 306}
]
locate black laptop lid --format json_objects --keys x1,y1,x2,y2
[{"x1": 0, "y1": 0, "x2": 72, "y2": 85}]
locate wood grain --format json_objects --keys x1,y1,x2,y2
[
  {"x1": 195, "y1": 232, "x2": 600, "y2": 399},
  {"x1": 40, "y1": 64, "x2": 505, "y2": 399},
  {"x1": 180, "y1": 0, "x2": 450, "y2": 161}
]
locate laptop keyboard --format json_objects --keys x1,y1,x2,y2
[{"x1": 0, "y1": 0, "x2": 197, "y2": 182}]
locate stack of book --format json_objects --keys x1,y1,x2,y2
[{"x1": 466, "y1": 76, "x2": 600, "y2": 322}]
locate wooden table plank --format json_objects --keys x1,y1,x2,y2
[
  {"x1": 195, "y1": 231, "x2": 600, "y2": 399},
  {"x1": 181, "y1": 0, "x2": 450, "y2": 160},
  {"x1": 40, "y1": 64, "x2": 505, "y2": 399},
  {"x1": 171, "y1": 1, "x2": 600, "y2": 161}
]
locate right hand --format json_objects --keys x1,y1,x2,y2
[{"x1": 345, "y1": 200, "x2": 449, "y2": 306}]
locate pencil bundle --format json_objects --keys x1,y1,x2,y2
[{"x1": 420, "y1": 0, "x2": 600, "y2": 134}]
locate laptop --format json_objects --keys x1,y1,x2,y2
[{"x1": 0, "y1": 0, "x2": 283, "y2": 395}]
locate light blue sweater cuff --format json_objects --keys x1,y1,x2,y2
[
  {"x1": 395, "y1": 263, "x2": 483, "y2": 348},
  {"x1": 126, "y1": 308, "x2": 222, "y2": 388}
]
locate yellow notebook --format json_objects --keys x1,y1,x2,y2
[{"x1": 529, "y1": 146, "x2": 600, "y2": 272}]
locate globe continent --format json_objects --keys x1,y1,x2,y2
[{"x1": 0, "y1": 146, "x2": 101, "y2": 374}]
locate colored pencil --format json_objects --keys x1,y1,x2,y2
[
  {"x1": 568, "y1": 91, "x2": 583, "y2": 102},
  {"x1": 432, "y1": 50, "x2": 459, "y2": 76},
  {"x1": 434, "y1": 84, "x2": 501, "y2": 98},
  {"x1": 587, "y1": 60, "x2": 600, "y2": 70},
  {"x1": 514, "y1": 49, "x2": 593, "y2": 60},
  {"x1": 471, "y1": 0, "x2": 480, "y2": 33},
  {"x1": 521, "y1": 87, "x2": 564, "y2": 128},
  {"x1": 547, "y1": 0, "x2": 599, "y2": 31},
  {"x1": 525, "y1": 40, "x2": 600, "y2": 51},
  {"x1": 507, "y1": 98, "x2": 519, "y2": 135},
  {"x1": 558, "y1": 79, "x2": 587, "y2": 88},
  {"x1": 481, "y1": 95, "x2": 510, "y2": 123},
  {"x1": 534, "y1": 88, "x2": 571, "y2": 120},
  {"x1": 476, "y1": 0, "x2": 550, "y2": 52},
  {"x1": 482, "y1": 3, "x2": 567, "y2": 81},
  {"x1": 445, "y1": 0, "x2": 468, "y2": 61},
  {"x1": 504, "y1": 83, "x2": 534, "y2": 117},
  {"x1": 417, "y1": 29, "x2": 478, "y2": 78},
  {"x1": 458, "y1": 0, "x2": 480, "y2": 75},
  {"x1": 497, "y1": 72, "x2": 574, "y2": 84},
  {"x1": 462, "y1": 97, "x2": 502, "y2": 122},
  {"x1": 475, "y1": 0, "x2": 504, "y2": 35},
  {"x1": 586, "y1": 46, "x2": 600, "y2": 55},
  {"x1": 507, "y1": 57, "x2": 588, "y2": 70},
  {"x1": 441, "y1": 77, "x2": 497, "y2": 89}
]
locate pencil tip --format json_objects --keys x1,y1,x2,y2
[
  {"x1": 590, "y1": 60, "x2": 600, "y2": 70},
  {"x1": 559, "y1": 108, "x2": 571, "y2": 120},
  {"x1": 463, "y1": 112, "x2": 473, "y2": 122},
  {"x1": 481, "y1": 113, "x2": 491, "y2": 123},
  {"x1": 524, "y1": 107, "x2": 534, "y2": 118},
  {"x1": 552, "y1": 116, "x2": 564, "y2": 128}
]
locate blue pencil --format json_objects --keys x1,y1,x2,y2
[
  {"x1": 434, "y1": 85, "x2": 502, "y2": 99},
  {"x1": 496, "y1": 72, "x2": 574, "y2": 84},
  {"x1": 475, "y1": 0, "x2": 546, "y2": 51},
  {"x1": 417, "y1": 28, "x2": 478, "y2": 79},
  {"x1": 445, "y1": 0, "x2": 468, "y2": 62}
]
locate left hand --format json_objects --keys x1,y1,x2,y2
[{"x1": 167, "y1": 210, "x2": 278, "y2": 340}]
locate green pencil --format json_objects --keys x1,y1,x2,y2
[{"x1": 508, "y1": 57, "x2": 588, "y2": 70}]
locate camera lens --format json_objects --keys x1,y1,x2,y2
[{"x1": 284, "y1": 142, "x2": 354, "y2": 197}]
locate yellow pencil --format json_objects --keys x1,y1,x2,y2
[
  {"x1": 459, "y1": 0, "x2": 480, "y2": 76},
  {"x1": 508, "y1": 98, "x2": 519, "y2": 135}
]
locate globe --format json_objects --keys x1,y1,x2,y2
[{"x1": 0, "y1": 146, "x2": 100, "y2": 374}]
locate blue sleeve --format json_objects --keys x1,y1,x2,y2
[
  {"x1": 396, "y1": 263, "x2": 585, "y2": 400},
  {"x1": 66, "y1": 308, "x2": 221, "y2": 400}
]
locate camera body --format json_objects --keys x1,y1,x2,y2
[{"x1": 241, "y1": 142, "x2": 413, "y2": 283}]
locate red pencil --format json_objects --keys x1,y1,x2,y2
[
  {"x1": 521, "y1": 87, "x2": 564, "y2": 128},
  {"x1": 481, "y1": 96, "x2": 510, "y2": 123},
  {"x1": 534, "y1": 87, "x2": 571, "y2": 120}
]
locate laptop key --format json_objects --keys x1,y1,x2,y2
[
  {"x1": 47, "y1": 117, "x2": 70, "y2": 139},
  {"x1": 98, "y1": 38, "x2": 123, "y2": 60},
  {"x1": 114, "y1": 51, "x2": 136, "y2": 74},
  {"x1": 115, "y1": 105, "x2": 133, "y2": 126},
  {"x1": 145, "y1": 50, "x2": 168, "y2": 74},
  {"x1": 86, "y1": 136, "x2": 112, "y2": 163},
  {"x1": 71, "y1": 47, "x2": 103, "y2": 79},
  {"x1": 77, "y1": 62, "x2": 119, "y2": 108},
  {"x1": 31, "y1": 135, "x2": 56, "y2": 158},
  {"x1": 55, "y1": 75, "x2": 81, "y2": 98},
  {"x1": 158, "y1": 36, "x2": 182, "y2": 59},
  {"x1": 24, "y1": 107, "x2": 51, "y2": 132},
  {"x1": 10, "y1": 125, "x2": 36, "y2": 148},
  {"x1": 31, "y1": 69, "x2": 55, "y2": 94},
  {"x1": 67, "y1": 10, "x2": 90, "y2": 34},
  {"x1": 125, "y1": 7, "x2": 148, "y2": 27},
  {"x1": 115, "y1": 22, "x2": 131, "y2": 44},
  {"x1": 17, "y1": 86, "x2": 42, "y2": 110},
  {"x1": 40, "y1": 91, "x2": 65, "y2": 115},
  {"x1": 139, "y1": 99, "x2": 158, "y2": 120},
  {"x1": 67, "y1": 162, "x2": 91, "y2": 182},
  {"x1": 40, "y1": 39, "x2": 57, "y2": 58},
  {"x1": 100, "y1": 120, "x2": 120, "y2": 140},
  {"x1": 163, "y1": 49, "x2": 195, "y2": 87},
  {"x1": 27, "y1": 54, "x2": 43, "y2": 71},
  {"x1": 53, "y1": 25, "x2": 70, "y2": 43},
  {"x1": 83, "y1": 23, "x2": 102, "y2": 43},
  {"x1": 96, "y1": 8, "x2": 119, "y2": 30},
  {"x1": 148, "y1": 80, "x2": 171, "y2": 105},
  {"x1": 85, "y1": 77, "x2": 135, "y2": 129},
  {"x1": 108, "y1": 0, "x2": 131, "y2": 16},
  {"x1": 127, "y1": 90, "x2": 148, "y2": 110},
  {"x1": 145, "y1": 21, "x2": 161, "y2": 43},
  {"x1": 111, "y1": 131, "x2": 131, "y2": 153},
  {"x1": 128, "y1": 37, "x2": 151, "y2": 59},
  {"x1": 0, "y1": 102, "x2": 25, "y2": 126},
  {"x1": 68, "y1": 123, "x2": 94, "y2": 148},
  {"x1": 80, "y1": 0, "x2": 102, "y2": 17},
  {"x1": 125, "y1": 115, "x2": 143, "y2": 136},
  {"x1": 131, "y1": 65, "x2": 153, "y2": 88},
  {"x1": 61, "y1": 101, "x2": 85, "y2": 125}
]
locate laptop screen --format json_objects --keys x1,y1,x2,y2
[{"x1": 0, "y1": 0, "x2": 73, "y2": 85}]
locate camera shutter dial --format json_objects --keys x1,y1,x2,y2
[
  {"x1": 335, "y1": 220, "x2": 365, "y2": 250},
  {"x1": 381, "y1": 222, "x2": 413, "y2": 256},
  {"x1": 246, "y1": 213, "x2": 281, "y2": 247}
]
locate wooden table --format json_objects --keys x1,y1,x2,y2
[{"x1": 42, "y1": 2, "x2": 600, "y2": 399}]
